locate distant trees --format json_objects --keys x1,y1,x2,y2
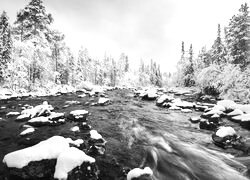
[{"x1": 176, "y1": 3, "x2": 250, "y2": 101}]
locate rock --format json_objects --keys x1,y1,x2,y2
[
  {"x1": 240, "y1": 114, "x2": 250, "y2": 129},
  {"x1": 48, "y1": 112, "x2": 65, "y2": 121},
  {"x1": 20, "y1": 127, "x2": 35, "y2": 136},
  {"x1": 156, "y1": 94, "x2": 174, "y2": 106},
  {"x1": 201, "y1": 109, "x2": 224, "y2": 119},
  {"x1": 199, "y1": 119, "x2": 218, "y2": 131},
  {"x1": 65, "y1": 100, "x2": 81, "y2": 105},
  {"x1": 3, "y1": 136, "x2": 98, "y2": 180},
  {"x1": 194, "y1": 105, "x2": 208, "y2": 112},
  {"x1": 212, "y1": 126, "x2": 237, "y2": 149},
  {"x1": 237, "y1": 104, "x2": 250, "y2": 114},
  {"x1": 189, "y1": 116, "x2": 201, "y2": 123},
  {"x1": 98, "y1": 97, "x2": 110, "y2": 105},
  {"x1": 68, "y1": 110, "x2": 89, "y2": 122},
  {"x1": 174, "y1": 101, "x2": 195, "y2": 109},
  {"x1": 70, "y1": 126, "x2": 80, "y2": 132},
  {"x1": 80, "y1": 122, "x2": 92, "y2": 131},
  {"x1": 27, "y1": 116, "x2": 52, "y2": 126},
  {"x1": 78, "y1": 93, "x2": 86, "y2": 98},
  {"x1": 208, "y1": 114, "x2": 221, "y2": 123},
  {"x1": 227, "y1": 109, "x2": 244, "y2": 117},
  {"x1": 21, "y1": 101, "x2": 53, "y2": 118},
  {"x1": 169, "y1": 105, "x2": 182, "y2": 110},
  {"x1": 181, "y1": 109, "x2": 192, "y2": 113},
  {"x1": 88, "y1": 145, "x2": 106, "y2": 156},
  {"x1": 16, "y1": 114, "x2": 30, "y2": 122},
  {"x1": 6, "y1": 112, "x2": 20, "y2": 117},
  {"x1": 127, "y1": 167, "x2": 153, "y2": 180},
  {"x1": 213, "y1": 105, "x2": 226, "y2": 112},
  {"x1": 217, "y1": 100, "x2": 237, "y2": 112}
]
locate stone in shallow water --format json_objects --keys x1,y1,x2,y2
[
  {"x1": 156, "y1": 94, "x2": 174, "y2": 106},
  {"x1": 189, "y1": 116, "x2": 201, "y2": 123},
  {"x1": 98, "y1": 97, "x2": 110, "y2": 105},
  {"x1": 20, "y1": 127, "x2": 35, "y2": 136},
  {"x1": 6, "y1": 112, "x2": 20, "y2": 117},
  {"x1": 68, "y1": 110, "x2": 89, "y2": 122},
  {"x1": 212, "y1": 126, "x2": 238, "y2": 149},
  {"x1": 199, "y1": 119, "x2": 218, "y2": 131}
]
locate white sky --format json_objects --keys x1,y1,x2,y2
[{"x1": 0, "y1": 0, "x2": 248, "y2": 72}]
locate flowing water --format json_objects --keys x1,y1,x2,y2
[{"x1": 0, "y1": 89, "x2": 250, "y2": 179}]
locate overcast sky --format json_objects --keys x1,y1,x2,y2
[{"x1": 0, "y1": 0, "x2": 247, "y2": 72}]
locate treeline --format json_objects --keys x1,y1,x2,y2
[
  {"x1": 176, "y1": 3, "x2": 250, "y2": 102},
  {"x1": 0, "y1": 0, "x2": 163, "y2": 91}
]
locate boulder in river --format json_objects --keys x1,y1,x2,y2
[
  {"x1": 156, "y1": 94, "x2": 174, "y2": 106},
  {"x1": 199, "y1": 119, "x2": 218, "y2": 131},
  {"x1": 68, "y1": 110, "x2": 89, "y2": 122},
  {"x1": 6, "y1": 112, "x2": 20, "y2": 117},
  {"x1": 20, "y1": 127, "x2": 35, "y2": 136},
  {"x1": 127, "y1": 167, "x2": 153, "y2": 180},
  {"x1": 217, "y1": 100, "x2": 237, "y2": 112},
  {"x1": 2, "y1": 136, "x2": 98, "y2": 180},
  {"x1": 212, "y1": 126, "x2": 238, "y2": 149},
  {"x1": 189, "y1": 116, "x2": 201, "y2": 123},
  {"x1": 98, "y1": 97, "x2": 110, "y2": 106},
  {"x1": 239, "y1": 114, "x2": 250, "y2": 129}
]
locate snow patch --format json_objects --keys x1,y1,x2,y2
[
  {"x1": 127, "y1": 167, "x2": 153, "y2": 180},
  {"x1": 216, "y1": 127, "x2": 236, "y2": 138},
  {"x1": 20, "y1": 128, "x2": 35, "y2": 136},
  {"x1": 90, "y1": 130, "x2": 102, "y2": 140}
]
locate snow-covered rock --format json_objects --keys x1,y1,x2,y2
[
  {"x1": 3, "y1": 136, "x2": 69, "y2": 168},
  {"x1": 227, "y1": 109, "x2": 244, "y2": 117},
  {"x1": 189, "y1": 116, "x2": 201, "y2": 123},
  {"x1": 174, "y1": 101, "x2": 194, "y2": 109},
  {"x1": 54, "y1": 147, "x2": 95, "y2": 180},
  {"x1": 98, "y1": 97, "x2": 110, "y2": 105},
  {"x1": 65, "y1": 100, "x2": 81, "y2": 105},
  {"x1": 237, "y1": 104, "x2": 250, "y2": 114},
  {"x1": 27, "y1": 116, "x2": 51, "y2": 126},
  {"x1": 156, "y1": 94, "x2": 174, "y2": 106},
  {"x1": 217, "y1": 100, "x2": 237, "y2": 111},
  {"x1": 127, "y1": 167, "x2": 153, "y2": 180},
  {"x1": 169, "y1": 105, "x2": 182, "y2": 110},
  {"x1": 68, "y1": 110, "x2": 89, "y2": 122},
  {"x1": 20, "y1": 127, "x2": 35, "y2": 136},
  {"x1": 48, "y1": 112, "x2": 65, "y2": 121},
  {"x1": 21, "y1": 101, "x2": 53, "y2": 118},
  {"x1": 90, "y1": 130, "x2": 102, "y2": 140},
  {"x1": 213, "y1": 105, "x2": 226, "y2": 112},
  {"x1": 16, "y1": 113, "x2": 31, "y2": 122},
  {"x1": 181, "y1": 109, "x2": 192, "y2": 113},
  {"x1": 78, "y1": 93, "x2": 86, "y2": 98},
  {"x1": 70, "y1": 126, "x2": 80, "y2": 132},
  {"x1": 215, "y1": 126, "x2": 236, "y2": 138},
  {"x1": 66, "y1": 138, "x2": 84, "y2": 147},
  {"x1": 6, "y1": 112, "x2": 20, "y2": 117}
]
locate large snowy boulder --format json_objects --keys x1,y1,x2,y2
[
  {"x1": 217, "y1": 100, "x2": 237, "y2": 112},
  {"x1": 212, "y1": 126, "x2": 238, "y2": 149},
  {"x1": 156, "y1": 94, "x2": 174, "y2": 106},
  {"x1": 2, "y1": 136, "x2": 98, "y2": 180},
  {"x1": 237, "y1": 104, "x2": 250, "y2": 114},
  {"x1": 98, "y1": 97, "x2": 110, "y2": 106}
]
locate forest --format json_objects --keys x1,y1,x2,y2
[{"x1": 0, "y1": 0, "x2": 249, "y2": 100}]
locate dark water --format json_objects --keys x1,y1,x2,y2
[{"x1": 0, "y1": 89, "x2": 250, "y2": 179}]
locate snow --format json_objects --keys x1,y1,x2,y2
[
  {"x1": 70, "y1": 110, "x2": 88, "y2": 116},
  {"x1": 227, "y1": 109, "x2": 244, "y2": 116},
  {"x1": 6, "y1": 112, "x2": 20, "y2": 116},
  {"x1": 146, "y1": 89, "x2": 158, "y2": 98},
  {"x1": 215, "y1": 126, "x2": 236, "y2": 138},
  {"x1": 21, "y1": 101, "x2": 53, "y2": 118},
  {"x1": 169, "y1": 105, "x2": 182, "y2": 110},
  {"x1": 181, "y1": 109, "x2": 192, "y2": 113},
  {"x1": 20, "y1": 128, "x2": 35, "y2": 136},
  {"x1": 127, "y1": 167, "x2": 153, "y2": 180},
  {"x1": 240, "y1": 114, "x2": 250, "y2": 122},
  {"x1": 66, "y1": 138, "x2": 84, "y2": 147},
  {"x1": 237, "y1": 104, "x2": 250, "y2": 114},
  {"x1": 3, "y1": 136, "x2": 70, "y2": 168},
  {"x1": 217, "y1": 100, "x2": 237, "y2": 110},
  {"x1": 70, "y1": 126, "x2": 80, "y2": 132},
  {"x1": 16, "y1": 113, "x2": 30, "y2": 121},
  {"x1": 28, "y1": 116, "x2": 51, "y2": 123},
  {"x1": 54, "y1": 147, "x2": 95, "y2": 180},
  {"x1": 203, "y1": 109, "x2": 224, "y2": 116},
  {"x1": 90, "y1": 130, "x2": 102, "y2": 140},
  {"x1": 213, "y1": 105, "x2": 226, "y2": 112},
  {"x1": 98, "y1": 97, "x2": 110, "y2": 104},
  {"x1": 156, "y1": 94, "x2": 174, "y2": 104}
]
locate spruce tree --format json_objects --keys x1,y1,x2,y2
[
  {"x1": 226, "y1": 3, "x2": 249, "y2": 68},
  {"x1": 0, "y1": 11, "x2": 12, "y2": 82}
]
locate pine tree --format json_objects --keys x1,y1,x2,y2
[
  {"x1": 211, "y1": 24, "x2": 226, "y2": 64},
  {"x1": 226, "y1": 3, "x2": 249, "y2": 68},
  {"x1": 0, "y1": 11, "x2": 12, "y2": 82},
  {"x1": 14, "y1": 0, "x2": 53, "y2": 40}
]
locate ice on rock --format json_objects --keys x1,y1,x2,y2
[
  {"x1": 54, "y1": 147, "x2": 95, "y2": 180},
  {"x1": 215, "y1": 126, "x2": 236, "y2": 138},
  {"x1": 127, "y1": 167, "x2": 153, "y2": 180}
]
